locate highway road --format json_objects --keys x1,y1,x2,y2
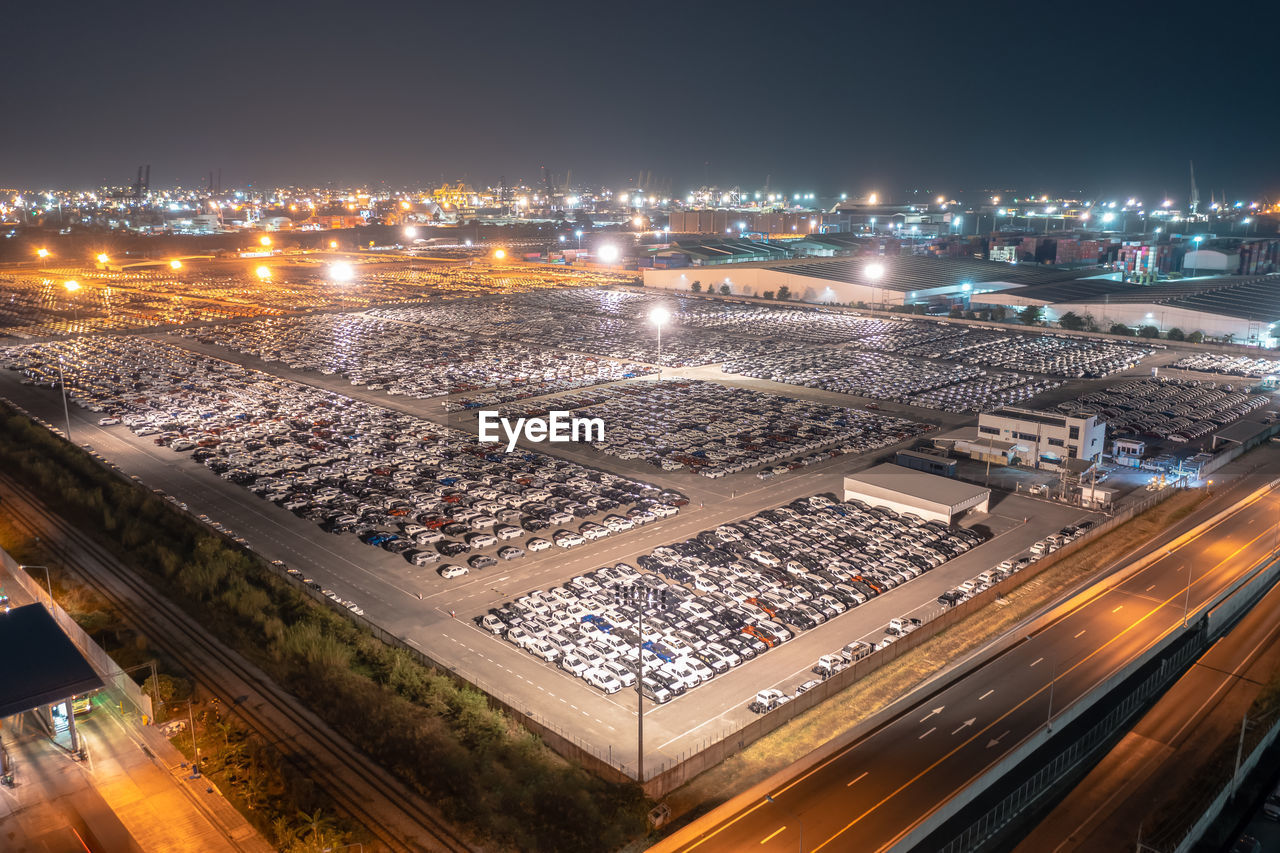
[
  {"x1": 1016, "y1": 546, "x2": 1280, "y2": 852},
  {"x1": 652, "y1": 471, "x2": 1280, "y2": 853}
]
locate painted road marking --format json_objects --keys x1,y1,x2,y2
[
  {"x1": 1031, "y1": 657, "x2": 1043, "y2": 667},
  {"x1": 918, "y1": 727, "x2": 935, "y2": 740},
  {"x1": 978, "y1": 689, "x2": 994, "y2": 701},
  {"x1": 846, "y1": 772, "x2": 868, "y2": 788},
  {"x1": 1074, "y1": 630, "x2": 1087, "y2": 639},
  {"x1": 760, "y1": 826, "x2": 786, "y2": 844}
]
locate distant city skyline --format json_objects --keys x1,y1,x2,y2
[{"x1": 5, "y1": 0, "x2": 1279, "y2": 199}]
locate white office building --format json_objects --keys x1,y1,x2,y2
[{"x1": 976, "y1": 407, "x2": 1106, "y2": 470}]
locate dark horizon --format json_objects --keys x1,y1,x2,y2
[{"x1": 6, "y1": 0, "x2": 1279, "y2": 200}]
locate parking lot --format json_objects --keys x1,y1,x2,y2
[
  {"x1": 0, "y1": 284, "x2": 1154, "y2": 777},
  {"x1": 485, "y1": 379, "x2": 929, "y2": 476}
]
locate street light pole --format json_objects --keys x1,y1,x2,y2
[
  {"x1": 19, "y1": 565, "x2": 53, "y2": 605},
  {"x1": 56, "y1": 356, "x2": 72, "y2": 442}
]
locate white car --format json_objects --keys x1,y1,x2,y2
[
  {"x1": 560, "y1": 653, "x2": 590, "y2": 677},
  {"x1": 97, "y1": 416, "x2": 120, "y2": 426},
  {"x1": 583, "y1": 667, "x2": 623, "y2": 694},
  {"x1": 527, "y1": 538, "x2": 552, "y2": 552},
  {"x1": 602, "y1": 660, "x2": 637, "y2": 687},
  {"x1": 439, "y1": 564, "x2": 469, "y2": 579},
  {"x1": 479, "y1": 614, "x2": 505, "y2": 634},
  {"x1": 554, "y1": 532, "x2": 585, "y2": 548}
]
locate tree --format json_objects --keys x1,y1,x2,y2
[
  {"x1": 1166, "y1": 327, "x2": 1186, "y2": 341},
  {"x1": 690, "y1": 281, "x2": 701, "y2": 293},
  {"x1": 1019, "y1": 304, "x2": 1043, "y2": 326},
  {"x1": 991, "y1": 305, "x2": 1008, "y2": 322},
  {"x1": 1109, "y1": 323, "x2": 1134, "y2": 336},
  {"x1": 719, "y1": 283, "x2": 730, "y2": 295},
  {"x1": 1224, "y1": 332, "x2": 1235, "y2": 345},
  {"x1": 1058, "y1": 311, "x2": 1085, "y2": 331},
  {"x1": 948, "y1": 306, "x2": 964, "y2": 319},
  {"x1": 1187, "y1": 330, "x2": 1204, "y2": 343},
  {"x1": 964, "y1": 310, "x2": 978, "y2": 320},
  {"x1": 762, "y1": 290, "x2": 774, "y2": 300},
  {"x1": 1137, "y1": 325, "x2": 1160, "y2": 338},
  {"x1": 776, "y1": 286, "x2": 791, "y2": 301}
]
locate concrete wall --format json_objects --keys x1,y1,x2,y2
[{"x1": 642, "y1": 265, "x2": 902, "y2": 306}]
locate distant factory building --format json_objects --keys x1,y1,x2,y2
[{"x1": 976, "y1": 407, "x2": 1106, "y2": 469}]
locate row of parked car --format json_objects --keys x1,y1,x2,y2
[
  {"x1": 3, "y1": 337, "x2": 680, "y2": 567},
  {"x1": 487, "y1": 379, "x2": 929, "y2": 476},
  {"x1": 483, "y1": 493, "x2": 987, "y2": 700},
  {"x1": 180, "y1": 314, "x2": 654, "y2": 406},
  {"x1": 870, "y1": 325, "x2": 1152, "y2": 379},
  {"x1": 723, "y1": 348, "x2": 1057, "y2": 413},
  {"x1": 767, "y1": 518, "x2": 1099, "y2": 711},
  {"x1": 1056, "y1": 378, "x2": 1271, "y2": 443},
  {"x1": 1172, "y1": 353, "x2": 1280, "y2": 379}
]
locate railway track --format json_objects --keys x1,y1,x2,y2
[{"x1": 0, "y1": 471, "x2": 474, "y2": 853}]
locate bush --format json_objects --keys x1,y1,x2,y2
[
  {"x1": 776, "y1": 286, "x2": 791, "y2": 300},
  {"x1": 1058, "y1": 311, "x2": 1085, "y2": 331},
  {"x1": 719, "y1": 283, "x2": 730, "y2": 295},
  {"x1": 762, "y1": 290, "x2": 774, "y2": 300},
  {"x1": 1138, "y1": 325, "x2": 1160, "y2": 338},
  {"x1": 1110, "y1": 323, "x2": 1134, "y2": 336},
  {"x1": 1187, "y1": 330, "x2": 1204, "y2": 343},
  {"x1": 690, "y1": 281, "x2": 701, "y2": 293},
  {"x1": 1166, "y1": 327, "x2": 1186, "y2": 341}
]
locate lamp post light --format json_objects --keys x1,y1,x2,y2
[
  {"x1": 650, "y1": 307, "x2": 670, "y2": 380},
  {"x1": 575, "y1": 229, "x2": 583, "y2": 251},
  {"x1": 617, "y1": 584, "x2": 658, "y2": 783},
  {"x1": 1188, "y1": 235, "x2": 1204, "y2": 277},
  {"x1": 18, "y1": 565, "x2": 54, "y2": 605},
  {"x1": 864, "y1": 262, "x2": 885, "y2": 311}
]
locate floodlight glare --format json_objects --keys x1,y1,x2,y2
[{"x1": 329, "y1": 261, "x2": 355, "y2": 282}]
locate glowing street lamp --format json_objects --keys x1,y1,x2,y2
[
  {"x1": 255, "y1": 265, "x2": 272, "y2": 280},
  {"x1": 259, "y1": 236, "x2": 272, "y2": 247},
  {"x1": 404, "y1": 226, "x2": 418, "y2": 239},
  {"x1": 864, "y1": 262, "x2": 885, "y2": 309},
  {"x1": 493, "y1": 248, "x2": 506, "y2": 260},
  {"x1": 96, "y1": 253, "x2": 110, "y2": 264},
  {"x1": 36, "y1": 247, "x2": 50, "y2": 259},
  {"x1": 329, "y1": 240, "x2": 338, "y2": 249},
  {"x1": 169, "y1": 259, "x2": 183, "y2": 270},
  {"x1": 597, "y1": 245, "x2": 620, "y2": 264},
  {"x1": 329, "y1": 261, "x2": 355, "y2": 283},
  {"x1": 63, "y1": 280, "x2": 81, "y2": 294},
  {"x1": 575, "y1": 229, "x2": 584, "y2": 250},
  {"x1": 650, "y1": 306, "x2": 670, "y2": 381}
]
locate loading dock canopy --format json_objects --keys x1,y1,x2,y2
[
  {"x1": 0, "y1": 604, "x2": 103, "y2": 718},
  {"x1": 843, "y1": 463, "x2": 990, "y2": 524}
]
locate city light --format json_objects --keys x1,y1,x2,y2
[
  {"x1": 63, "y1": 280, "x2": 80, "y2": 293},
  {"x1": 255, "y1": 265, "x2": 272, "y2": 280},
  {"x1": 36, "y1": 247, "x2": 50, "y2": 258},
  {"x1": 169, "y1": 259, "x2": 183, "y2": 269},
  {"x1": 96, "y1": 253, "x2": 109, "y2": 263},
  {"x1": 329, "y1": 261, "x2": 355, "y2": 282},
  {"x1": 650, "y1": 306, "x2": 670, "y2": 326},
  {"x1": 864, "y1": 263, "x2": 885, "y2": 280},
  {"x1": 404, "y1": 226, "x2": 418, "y2": 239},
  {"x1": 493, "y1": 248, "x2": 506, "y2": 259},
  {"x1": 259, "y1": 236, "x2": 272, "y2": 247},
  {"x1": 596, "y1": 245, "x2": 620, "y2": 264},
  {"x1": 329, "y1": 240, "x2": 338, "y2": 249}
]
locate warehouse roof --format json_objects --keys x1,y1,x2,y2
[
  {"x1": 1047, "y1": 274, "x2": 1280, "y2": 322},
  {"x1": 777, "y1": 256, "x2": 1100, "y2": 294},
  {"x1": 844, "y1": 463, "x2": 990, "y2": 509},
  {"x1": 0, "y1": 604, "x2": 103, "y2": 718}
]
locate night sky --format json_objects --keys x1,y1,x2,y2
[{"x1": 6, "y1": 0, "x2": 1278, "y2": 199}]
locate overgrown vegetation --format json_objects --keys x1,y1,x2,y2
[{"x1": 0, "y1": 403, "x2": 646, "y2": 851}]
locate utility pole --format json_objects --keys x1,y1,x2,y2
[{"x1": 1231, "y1": 713, "x2": 1249, "y2": 799}]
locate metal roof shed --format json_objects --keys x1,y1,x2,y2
[{"x1": 843, "y1": 463, "x2": 990, "y2": 524}]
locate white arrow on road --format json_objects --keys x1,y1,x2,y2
[
  {"x1": 951, "y1": 718, "x2": 977, "y2": 735},
  {"x1": 919, "y1": 706, "x2": 945, "y2": 723},
  {"x1": 986, "y1": 730, "x2": 1011, "y2": 748}
]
